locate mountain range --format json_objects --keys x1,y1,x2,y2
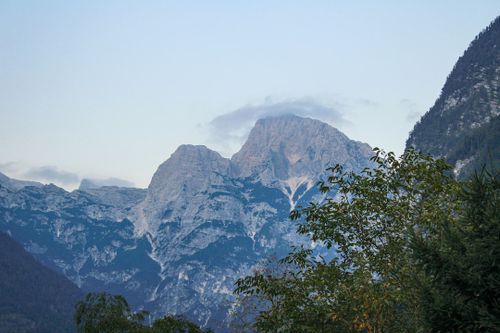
[
  {"x1": 0, "y1": 15, "x2": 498, "y2": 332},
  {"x1": 0, "y1": 115, "x2": 372, "y2": 329}
]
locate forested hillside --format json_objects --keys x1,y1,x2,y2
[
  {"x1": 0, "y1": 232, "x2": 83, "y2": 333},
  {"x1": 407, "y1": 16, "x2": 499, "y2": 177}
]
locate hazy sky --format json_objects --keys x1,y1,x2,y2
[{"x1": 0, "y1": 1, "x2": 498, "y2": 189}]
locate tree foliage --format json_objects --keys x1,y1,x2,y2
[
  {"x1": 235, "y1": 148, "x2": 467, "y2": 332},
  {"x1": 75, "y1": 292, "x2": 211, "y2": 333},
  {"x1": 152, "y1": 315, "x2": 209, "y2": 333},
  {"x1": 75, "y1": 293, "x2": 147, "y2": 333},
  {"x1": 412, "y1": 170, "x2": 500, "y2": 332}
]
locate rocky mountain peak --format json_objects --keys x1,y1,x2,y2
[
  {"x1": 135, "y1": 145, "x2": 231, "y2": 233},
  {"x1": 231, "y1": 115, "x2": 372, "y2": 193},
  {"x1": 228, "y1": 115, "x2": 372, "y2": 210},
  {"x1": 235, "y1": 115, "x2": 344, "y2": 165},
  {"x1": 147, "y1": 144, "x2": 230, "y2": 193},
  {"x1": 134, "y1": 116, "x2": 373, "y2": 233}
]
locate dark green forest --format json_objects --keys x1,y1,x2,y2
[
  {"x1": 406, "y1": 16, "x2": 500, "y2": 176},
  {"x1": 447, "y1": 115, "x2": 500, "y2": 178}
]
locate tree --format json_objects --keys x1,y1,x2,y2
[
  {"x1": 412, "y1": 170, "x2": 500, "y2": 332},
  {"x1": 75, "y1": 292, "x2": 211, "y2": 333},
  {"x1": 235, "y1": 149, "x2": 461, "y2": 332},
  {"x1": 75, "y1": 292, "x2": 148, "y2": 333},
  {"x1": 151, "y1": 315, "x2": 212, "y2": 333}
]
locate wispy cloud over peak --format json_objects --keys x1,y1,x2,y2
[
  {"x1": 79, "y1": 177, "x2": 134, "y2": 189},
  {"x1": 205, "y1": 98, "x2": 347, "y2": 157},
  {"x1": 23, "y1": 166, "x2": 79, "y2": 186}
]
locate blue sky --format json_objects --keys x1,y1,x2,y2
[{"x1": 0, "y1": 1, "x2": 498, "y2": 189}]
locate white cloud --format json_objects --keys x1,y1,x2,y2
[
  {"x1": 206, "y1": 98, "x2": 347, "y2": 156},
  {"x1": 79, "y1": 177, "x2": 134, "y2": 189},
  {"x1": 23, "y1": 166, "x2": 79, "y2": 186}
]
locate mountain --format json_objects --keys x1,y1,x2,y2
[
  {"x1": 0, "y1": 172, "x2": 43, "y2": 191},
  {"x1": 0, "y1": 182, "x2": 160, "y2": 312},
  {"x1": 136, "y1": 144, "x2": 231, "y2": 234},
  {"x1": 406, "y1": 16, "x2": 500, "y2": 177},
  {"x1": 0, "y1": 231, "x2": 83, "y2": 333},
  {"x1": 232, "y1": 115, "x2": 372, "y2": 208},
  {"x1": 0, "y1": 115, "x2": 372, "y2": 329},
  {"x1": 131, "y1": 115, "x2": 372, "y2": 327}
]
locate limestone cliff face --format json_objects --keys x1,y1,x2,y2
[
  {"x1": 148, "y1": 145, "x2": 230, "y2": 203},
  {"x1": 138, "y1": 116, "x2": 372, "y2": 236},
  {"x1": 137, "y1": 145, "x2": 231, "y2": 234},
  {"x1": 233, "y1": 115, "x2": 371, "y2": 179},
  {"x1": 232, "y1": 115, "x2": 372, "y2": 200}
]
